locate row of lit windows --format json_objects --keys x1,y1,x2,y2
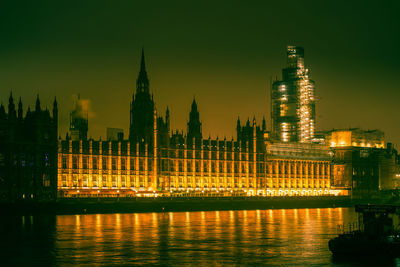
[
  {"x1": 168, "y1": 177, "x2": 328, "y2": 185},
  {"x1": 159, "y1": 148, "x2": 261, "y2": 159},
  {"x1": 60, "y1": 174, "x2": 329, "y2": 190},
  {"x1": 162, "y1": 160, "x2": 257, "y2": 173},
  {"x1": 61, "y1": 154, "x2": 328, "y2": 176},
  {"x1": 163, "y1": 160, "x2": 328, "y2": 176},
  {"x1": 270, "y1": 162, "x2": 329, "y2": 175},
  {"x1": 62, "y1": 155, "x2": 152, "y2": 171},
  {"x1": 60, "y1": 175, "x2": 152, "y2": 188},
  {"x1": 63, "y1": 150, "x2": 263, "y2": 162}
]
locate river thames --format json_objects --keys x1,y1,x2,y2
[{"x1": 2, "y1": 208, "x2": 399, "y2": 266}]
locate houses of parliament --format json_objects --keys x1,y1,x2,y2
[
  {"x1": 57, "y1": 47, "x2": 337, "y2": 198},
  {"x1": 1, "y1": 46, "x2": 398, "y2": 201}
]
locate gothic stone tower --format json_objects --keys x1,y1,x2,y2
[
  {"x1": 187, "y1": 98, "x2": 202, "y2": 147},
  {"x1": 129, "y1": 49, "x2": 155, "y2": 151}
]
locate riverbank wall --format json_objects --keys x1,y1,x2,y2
[{"x1": 1, "y1": 196, "x2": 386, "y2": 215}]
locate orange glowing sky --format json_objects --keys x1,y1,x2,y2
[{"x1": 0, "y1": 0, "x2": 399, "y2": 145}]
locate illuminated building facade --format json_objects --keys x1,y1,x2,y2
[
  {"x1": 0, "y1": 94, "x2": 58, "y2": 202},
  {"x1": 328, "y1": 129, "x2": 399, "y2": 196},
  {"x1": 326, "y1": 128, "x2": 384, "y2": 148},
  {"x1": 271, "y1": 46, "x2": 315, "y2": 143},
  {"x1": 57, "y1": 121, "x2": 335, "y2": 197},
  {"x1": 264, "y1": 142, "x2": 333, "y2": 196},
  {"x1": 57, "y1": 50, "x2": 337, "y2": 197}
]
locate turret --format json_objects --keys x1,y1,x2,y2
[
  {"x1": 17, "y1": 97, "x2": 23, "y2": 120},
  {"x1": 8, "y1": 91, "x2": 16, "y2": 120},
  {"x1": 35, "y1": 94, "x2": 41, "y2": 112},
  {"x1": 53, "y1": 97, "x2": 58, "y2": 123},
  {"x1": 166, "y1": 106, "x2": 170, "y2": 132},
  {"x1": 0, "y1": 103, "x2": 6, "y2": 120},
  {"x1": 262, "y1": 117, "x2": 266, "y2": 131},
  {"x1": 187, "y1": 98, "x2": 202, "y2": 142},
  {"x1": 236, "y1": 117, "x2": 241, "y2": 140},
  {"x1": 252, "y1": 117, "x2": 256, "y2": 134}
]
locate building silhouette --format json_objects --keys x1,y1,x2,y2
[{"x1": 0, "y1": 93, "x2": 58, "y2": 202}]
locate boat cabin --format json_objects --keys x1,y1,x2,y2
[{"x1": 355, "y1": 205, "x2": 399, "y2": 237}]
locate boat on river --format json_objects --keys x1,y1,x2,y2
[{"x1": 329, "y1": 205, "x2": 400, "y2": 257}]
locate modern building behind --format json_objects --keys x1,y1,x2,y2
[
  {"x1": 107, "y1": 128, "x2": 124, "y2": 141},
  {"x1": 0, "y1": 94, "x2": 58, "y2": 202},
  {"x1": 271, "y1": 46, "x2": 316, "y2": 143}
]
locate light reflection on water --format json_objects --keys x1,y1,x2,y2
[{"x1": 2, "y1": 208, "x2": 400, "y2": 266}]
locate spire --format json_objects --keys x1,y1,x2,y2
[
  {"x1": 18, "y1": 97, "x2": 23, "y2": 119},
  {"x1": 191, "y1": 97, "x2": 197, "y2": 111},
  {"x1": 53, "y1": 97, "x2": 58, "y2": 111},
  {"x1": 140, "y1": 47, "x2": 146, "y2": 73},
  {"x1": 35, "y1": 94, "x2": 41, "y2": 112},
  {"x1": 189, "y1": 98, "x2": 199, "y2": 118},
  {"x1": 9, "y1": 91, "x2": 13, "y2": 104},
  {"x1": 0, "y1": 103, "x2": 5, "y2": 119},
  {"x1": 166, "y1": 106, "x2": 170, "y2": 132},
  {"x1": 262, "y1": 116, "x2": 266, "y2": 131},
  {"x1": 53, "y1": 97, "x2": 58, "y2": 122},
  {"x1": 236, "y1": 117, "x2": 241, "y2": 140},
  {"x1": 188, "y1": 98, "x2": 202, "y2": 141},
  {"x1": 236, "y1": 117, "x2": 241, "y2": 130},
  {"x1": 253, "y1": 116, "x2": 256, "y2": 138},
  {"x1": 136, "y1": 48, "x2": 149, "y2": 93},
  {"x1": 8, "y1": 91, "x2": 16, "y2": 119},
  {"x1": 166, "y1": 106, "x2": 170, "y2": 121}
]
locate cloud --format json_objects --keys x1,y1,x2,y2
[{"x1": 71, "y1": 94, "x2": 95, "y2": 119}]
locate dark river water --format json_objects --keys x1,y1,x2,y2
[{"x1": 1, "y1": 208, "x2": 400, "y2": 266}]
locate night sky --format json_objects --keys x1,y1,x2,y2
[{"x1": 0, "y1": 1, "x2": 399, "y2": 145}]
